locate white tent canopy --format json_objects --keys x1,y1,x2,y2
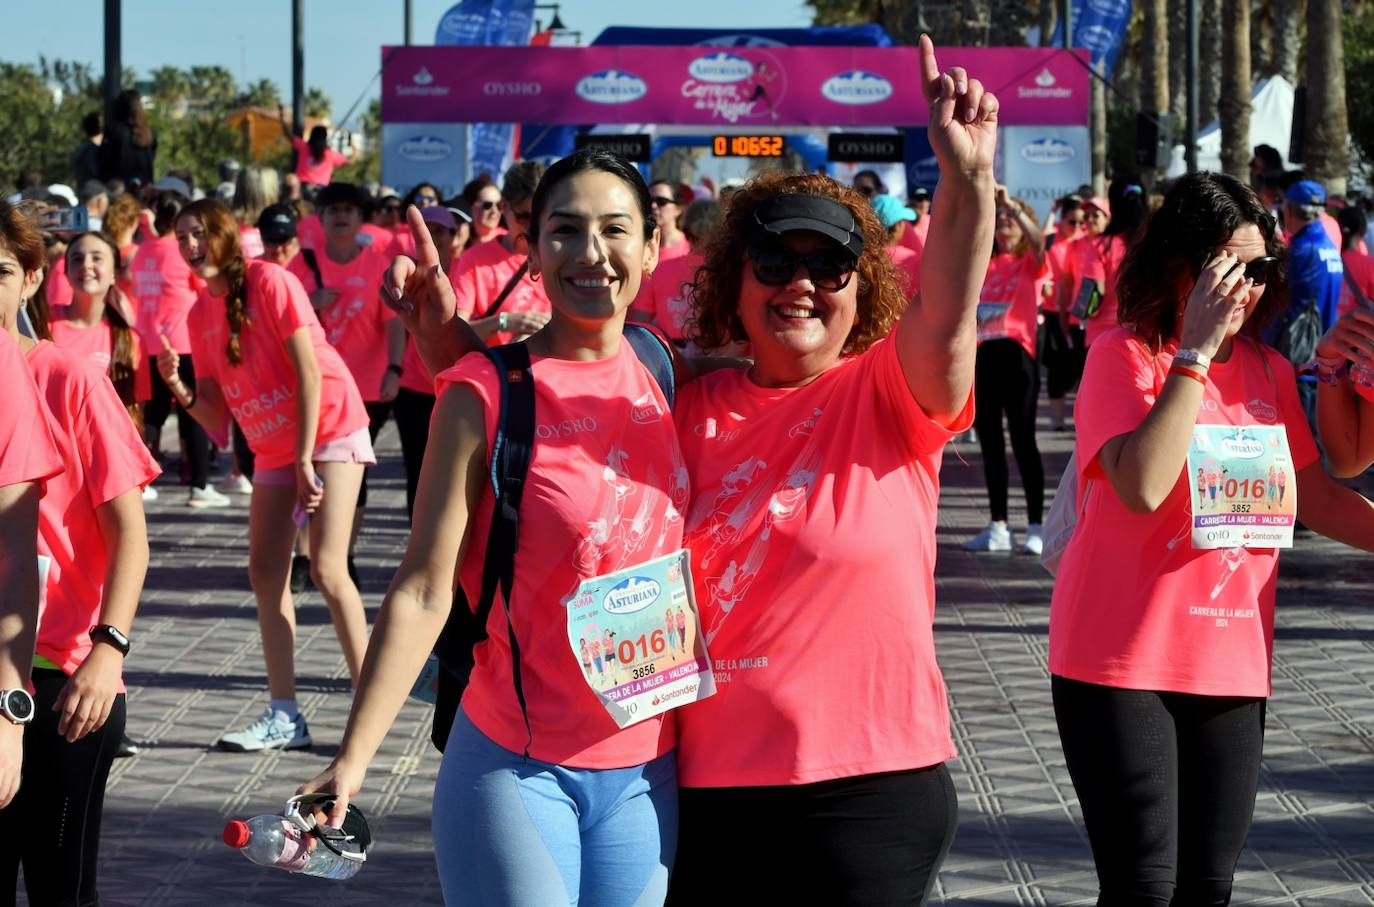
[{"x1": 1167, "y1": 75, "x2": 1296, "y2": 177}]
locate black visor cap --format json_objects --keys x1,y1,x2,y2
[{"x1": 751, "y1": 194, "x2": 864, "y2": 258}]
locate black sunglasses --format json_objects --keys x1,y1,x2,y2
[
  {"x1": 477, "y1": 200, "x2": 501, "y2": 211},
  {"x1": 749, "y1": 243, "x2": 857, "y2": 291},
  {"x1": 1241, "y1": 255, "x2": 1279, "y2": 285},
  {"x1": 855, "y1": 185, "x2": 877, "y2": 197},
  {"x1": 650, "y1": 196, "x2": 677, "y2": 207}
]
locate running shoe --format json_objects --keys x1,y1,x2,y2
[
  {"x1": 963, "y1": 521, "x2": 1013, "y2": 552},
  {"x1": 188, "y1": 485, "x2": 232, "y2": 508},
  {"x1": 141, "y1": 485, "x2": 159, "y2": 502},
  {"x1": 114, "y1": 733, "x2": 140, "y2": 758},
  {"x1": 1019, "y1": 523, "x2": 1045, "y2": 556},
  {"x1": 217, "y1": 709, "x2": 312, "y2": 752},
  {"x1": 217, "y1": 473, "x2": 253, "y2": 495}
]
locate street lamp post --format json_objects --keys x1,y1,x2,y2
[
  {"x1": 104, "y1": 0, "x2": 121, "y2": 125},
  {"x1": 292, "y1": 0, "x2": 304, "y2": 135}
]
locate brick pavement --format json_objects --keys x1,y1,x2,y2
[{"x1": 22, "y1": 416, "x2": 1374, "y2": 906}]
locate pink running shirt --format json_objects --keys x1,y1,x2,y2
[
  {"x1": 48, "y1": 317, "x2": 152, "y2": 401},
  {"x1": 438, "y1": 342, "x2": 688, "y2": 768},
  {"x1": 46, "y1": 257, "x2": 73, "y2": 309},
  {"x1": 27, "y1": 341, "x2": 159, "y2": 687},
  {"x1": 287, "y1": 245, "x2": 397, "y2": 402},
  {"x1": 1050, "y1": 327, "x2": 1319, "y2": 697},
  {"x1": 128, "y1": 235, "x2": 203, "y2": 354},
  {"x1": 1044, "y1": 235, "x2": 1081, "y2": 315},
  {"x1": 0, "y1": 333, "x2": 62, "y2": 492},
  {"x1": 674, "y1": 337, "x2": 973, "y2": 787},
  {"x1": 631, "y1": 253, "x2": 702, "y2": 342},
  {"x1": 886, "y1": 244, "x2": 922, "y2": 302},
  {"x1": 452, "y1": 239, "x2": 550, "y2": 347},
  {"x1": 978, "y1": 251, "x2": 1045, "y2": 359},
  {"x1": 1339, "y1": 249, "x2": 1374, "y2": 318},
  {"x1": 186, "y1": 260, "x2": 368, "y2": 470},
  {"x1": 292, "y1": 136, "x2": 347, "y2": 186}
]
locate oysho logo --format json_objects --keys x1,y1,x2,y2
[
  {"x1": 603, "y1": 576, "x2": 662, "y2": 615},
  {"x1": 575, "y1": 70, "x2": 648, "y2": 105},
  {"x1": 821, "y1": 71, "x2": 894, "y2": 105},
  {"x1": 483, "y1": 80, "x2": 542, "y2": 97},
  {"x1": 397, "y1": 135, "x2": 454, "y2": 163},
  {"x1": 1020, "y1": 137, "x2": 1076, "y2": 165},
  {"x1": 688, "y1": 52, "x2": 754, "y2": 83},
  {"x1": 1018, "y1": 68, "x2": 1073, "y2": 99}
]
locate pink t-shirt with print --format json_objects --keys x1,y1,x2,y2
[
  {"x1": 287, "y1": 245, "x2": 397, "y2": 402},
  {"x1": 292, "y1": 136, "x2": 347, "y2": 186},
  {"x1": 0, "y1": 332, "x2": 62, "y2": 492},
  {"x1": 631, "y1": 253, "x2": 702, "y2": 342},
  {"x1": 453, "y1": 238, "x2": 550, "y2": 347},
  {"x1": 1044, "y1": 234, "x2": 1081, "y2": 316},
  {"x1": 48, "y1": 317, "x2": 152, "y2": 401},
  {"x1": 978, "y1": 251, "x2": 1045, "y2": 359},
  {"x1": 128, "y1": 235, "x2": 203, "y2": 354},
  {"x1": 28, "y1": 341, "x2": 160, "y2": 687},
  {"x1": 673, "y1": 337, "x2": 973, "y2": 787},
  {"x1": 187, "y1": 259, "x2": 368, "y2": 470},
  {"x1": 1049, "y1": 327, "x2": 1320, "y2": 698},
  {"x1": 438, "y1": 342, "x2": 687, "y2": 768}
]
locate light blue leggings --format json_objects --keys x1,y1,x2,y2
[{"x1": 432, "y1": 708, "x2": 677, "y2": 907}]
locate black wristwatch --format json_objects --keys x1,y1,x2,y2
[
  {"x1": 0, "y1": 688, "x2": 34, "y2": 725},
  {"x1": 90, "y1": 624, "x2": 131, "y2": 656}
]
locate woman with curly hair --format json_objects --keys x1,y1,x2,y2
[
  {"x1": 668, "y1": 36, "x2": 996, "y2": 905},
  {"x1": 155, "y1": 199, "x2": 373, "y2": 753},
  {"x1": 1049, "y1": 171, "x2": 1374, "y2": 902}
]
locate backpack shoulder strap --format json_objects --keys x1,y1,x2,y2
[
  {"x1": 1343, "y1": 260, "x2": 1370, "y2": 310},
  {"x1": 485, "y1": 260, "x2": 530, "y2": 318},
  {"x1": 301, "y1": 248, "x2": 324, "y2": 291},
  {"x1": 623, "y1": 322, "x2": 676, "y2": 409},
  {"x1": 474, "y1": 341, "x2": 537, "y2": 755}
]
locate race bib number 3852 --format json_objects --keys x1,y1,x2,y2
[{"x1": 1186, "y1": 424, "x2": 1296, "y2": 549}]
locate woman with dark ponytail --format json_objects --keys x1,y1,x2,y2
[
  {"x1": 277, "y1": 105, "x2": 349, "y2": 192},
  {"x1": 97, "y1": 89, "x2": 157, "y2": 189},
  {"x1": 157, "y1": 199, "x2": 373, "y2": 753},
  {"x1": 33, "y1": 233, "x2": 150, "y2": 429}
]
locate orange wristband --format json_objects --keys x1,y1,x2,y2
[{"x1": 1168, "y1": 365, "x2": 1206, "y2": 386}]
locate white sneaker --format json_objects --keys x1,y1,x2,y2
[
  {"x1": 188, "y1": 485, "x2": 232, "y2": 508},
  {"x1": 217, "y1": 708, "x2": 312, "y2": 752},
  {"x1": 963, "y1": 521, "x2": 1013, "y2": 551},
  {"x1": 217, "y1": 473, "x2": 253, "y2": 495},
  {"x1": 1019, "y1": 523, "x2": 1045, "y2": 556},
  {"x1": 141, "y1": 485, "x2": 159, "y2": 502}
]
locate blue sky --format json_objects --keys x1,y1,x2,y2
[{"x1": 8, "y1": 1, "x2": 814, "y2": 127}]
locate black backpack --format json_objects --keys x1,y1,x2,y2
[
  {"x1": 1273, "y1": 299, "x2": 1323, "y2": 368},
  {"x1": 429, "y1": 323, "x2": 677, "y2": 753}
]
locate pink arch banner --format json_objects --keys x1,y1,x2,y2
[{"x1": 381, "y1": 45, "x2": 1090, "y2": 127}]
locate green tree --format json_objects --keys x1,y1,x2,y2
[
  {"x1": 0, "y1": 58, "x2": 103, "y2": 192},
  {"x1": 240, "y1": 78, "x2": 280, "y2": 109},
  {"x1": 304, "y1": 87, "x2": 331, "y2": 121}
]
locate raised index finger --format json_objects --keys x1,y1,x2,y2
[
  {"x1": 407, "y1": 205, "x2": 440, "y2": 271},
  {"x1": 919, "y1": 34, "x2": 942, "y2": 105}
]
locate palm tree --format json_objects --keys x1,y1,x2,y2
[
  {"x1": 1272, "y1": 0, "x2": 1303, "y2": 85},
  {"x1": 1141, "y1": 0, "x2": 1169, "y2": 177},
  {"x1": 1304, "y1": 0, "x2": 1349, "y2": 195},
  {"x1": 1220, "y1": 0, "x2": 1251, "y2": 179},
  {"x1": 1200, "y1": 0, "x2": 1222, "y2": 126}
]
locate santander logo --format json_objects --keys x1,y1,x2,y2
[
  {"x1": 1018, "y1": 67, "x2": 1072, "y2": 99},
  {"x1": 413, "y1": 67, "x2": 434, "y2": 85}
]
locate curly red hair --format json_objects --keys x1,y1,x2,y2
[{"x1": 688, "y1": 171, "x2": 908, "y2": 354}]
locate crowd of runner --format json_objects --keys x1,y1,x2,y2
[{"x1": 3, "y1": 37, "x2": 1374, "y2": 907}]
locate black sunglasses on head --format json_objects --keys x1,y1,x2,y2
[{"x1": 748, "y1": 242, "x2": 857, "y2": 291}]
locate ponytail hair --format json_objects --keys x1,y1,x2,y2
[{"x1": 180, "y1": 199, "x2": 251, "y2": 366}]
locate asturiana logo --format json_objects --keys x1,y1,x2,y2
[
  {"x1": 688, "y1": 52, "x2": 754, "y2": 83},
  {"x1": 1020, "y1": 137, "x2": 1076, "y2": 165},
  {"x1": 576, "y1": 69, "x2": 649, "y2": 105},
  {"x1": 1220, "y1": 436, "x2": 1266, "y2": 460},
  {"x1": 1018, "y1": 68, "x2": 1073, "y2": 99},
  {"x1": 603, "y1": 576, "x2": 662, "y2": 615},
  {"x1": 397, "y1": 135, "x2": 454, "y2": 163},
  {"x1": 821, "y1": 71, "x2": 894, "y2": 106}
]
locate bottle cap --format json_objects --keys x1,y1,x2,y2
[{"x1": 223, "y1": 819, "x2": 251, "y2": 848}]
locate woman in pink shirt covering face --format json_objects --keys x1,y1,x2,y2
[
  {"x1": 0, "y1": 201, "x2": 158, "y2": 906},
  {"x1": 1049, "y1": 171, "x2": 1374, "y2": 903},
  {"x1": 668, "y1": 37, "x2": 997, "y2": 906},
  {"x1": 158, "y1": 199, "x2": 373, "y2": 754}
]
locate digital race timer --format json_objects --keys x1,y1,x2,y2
[{"x1": 711, "y1": 135, "x2": 786, "y2": 157}]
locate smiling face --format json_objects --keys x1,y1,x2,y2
[
  {"x1": 1084, "y1": 205, "x2": 1108, "y2": 235},
  {"x1": 738, "y1": 230, "x2": 859, "y2": 387},
  {"x1": 474, "y1": 186, "x2": 503, "y2": 237},
  {"x1": 1202, "y1": 222, "x2": 1270, "y2": 339},
  {"x1": 0, "y1": 241, "x2": 42, "y2": 335},
  {"x1": 175, "y1": 213, "x2": 218, "y2": 281},
  {"x1": 66, "y1": 235, "x2": 116, "y2": 302},
  {"x1": 529, "y1": 170, "x2": 657, "y2": 328},
  {"x1": 995, "y1": 207, "x2": 1025, "y2": 252}
]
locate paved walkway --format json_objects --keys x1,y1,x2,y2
[{"x1": 21, "y1": 415, "x2": 1374, "y2": 906}]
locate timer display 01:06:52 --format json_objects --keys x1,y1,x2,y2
[{"x1": 711, "y1": 135, "x2": 786, "y2": 157}]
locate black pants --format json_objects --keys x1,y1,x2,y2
[
  {"x1": 1038, "y1": 315, "x2": 1076, "y2": 400},
  {"x1": 144, "y1": 354, "x2": 211, "y2": 489},
  {"x1": 973, "y1": 339, "x2": 1045, "y2": 524},
  {"x1": 232, "y1": 421, "x2": 255, "y2": 480},
  {"x1": 393, "y1": 388, "x2": 436, "y2": 521},
  {"x1": 1052, "y1": 675, "x2": 1266, "y2": 906},
  {"x1": 668, "y1": 764, "x2": 958, "y2": 906},
  {"x1": 0, "y1": 669, "x2": 126, "y2": 907},
  {"x1": 357, "y1": 401, "x2": 392, "y2": 509}
]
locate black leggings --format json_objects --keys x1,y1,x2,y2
[
  {"x1": 973, "y1": 339, "x2": 1045, "y2": 524},
  {"x1": 393, "y1": 388, "x2": 436, "y2": 521},
  {"x1": 144, "y1": 353, "x2": 212, "y2": 489},
  {"x1": 668, "y1": 764, "x2": 958, "y2": 906},
  {"x1": 1052, "y1": 675, "x2": 1266, "y2": 906},
  {"x1": 356, "y1": 401, "x2": 392, "y2": 509},
  {"x1": 0, "y1": 668, "x2": 126, "y2": 907},
  {"x1": 232, "y1": 421, "x2": 255, "y2": 480},
  {"x1": 1038, "y1": 315, "x2": 1077, "y2": 400}
]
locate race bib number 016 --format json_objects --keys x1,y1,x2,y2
[
  {"x1": 1186, "y1": 424, "x2": 1296, "y2": 550},
  {"x1": 566, "y1": 549, "x2": 715, "y2": 729}
]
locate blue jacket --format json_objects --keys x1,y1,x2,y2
[{"x1": 1273, "y1": 219, "x2": 1343, "y2": 338}]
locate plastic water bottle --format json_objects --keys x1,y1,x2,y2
[
  {"x1": 1351, "y1": 360, "x2": 1374, "y2": 403},
  {"x1": 223, "y1": 815, "x2": 361, "y2": 880}
]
